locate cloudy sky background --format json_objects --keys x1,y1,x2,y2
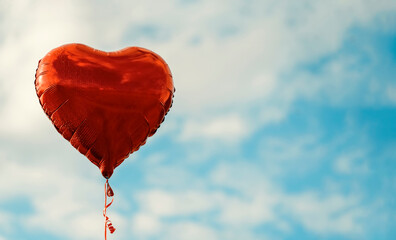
[{"x1": 0, "y1": 0, "x2": 396, "y2": 239}]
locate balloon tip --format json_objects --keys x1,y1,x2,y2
[{"x1": 100, "y1": 165, "x2": 114, "y2": 179}]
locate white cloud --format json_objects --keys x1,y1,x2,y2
[
  {"x1": 285, "y1": 192, "x2": 367, "y2": 235},
  {"x1": 334, "y1": 150, "x2": 370, "y2": 174},
  {"x1": 0, "y1": 155, "x2": 127, "y2": 240},
  {"x1": 136, "y1": 189, "x2": 216, "y2": 217},
  {"x1": 386, "y1": 85, "x2": 396, "y2": 103},
  {"x1": 131, "y1": 160, "x2": 378, "y2": 239},
  {"x1": 132, "y1": 213, "x2": 162, "y2": 236},
  {"x1": 132, "y1": 213, "x2": 219, "y2": 240},
  {"x1": 0, "y1": 210, "x2": 14, "y2": 236},
  {"x1": 165, "y1": 222, "x2": 218, "y2": 240},
  {"x1": 179, "y1": 115, "x2": 249, "y2": 143},
  {"x1": 256, "y1": 135, "x2": 328, "y2": 177},
  {"x1": 216, "y1": 193, "x2": 276, "y2": 226}
]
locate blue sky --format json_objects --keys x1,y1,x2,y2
[{"x1": 0, "y1": 0, "x2": 395, "y2": 239}]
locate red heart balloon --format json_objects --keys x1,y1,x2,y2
[{"x1": 35, "y1": 44, "x2": 174, "y2": 178}]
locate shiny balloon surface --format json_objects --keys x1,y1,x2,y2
[{"x1": 35, "y1": 44, "x2": 174, "y2": 178}]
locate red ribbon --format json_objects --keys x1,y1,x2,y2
[{"x1": 104, "y1": 179, "x2": 116, "y2": 239}]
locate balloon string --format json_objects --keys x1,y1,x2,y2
[{"x1": 104, "y1": 179, "x2": 116, "y2": 240}]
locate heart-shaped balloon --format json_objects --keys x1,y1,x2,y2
[{"x1": 35, "y1": 44, "x2": 174, "y2": 178}]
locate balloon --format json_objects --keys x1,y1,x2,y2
[{"x1": 35, "y1": 43, "x2": 174, "y2": 179}]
